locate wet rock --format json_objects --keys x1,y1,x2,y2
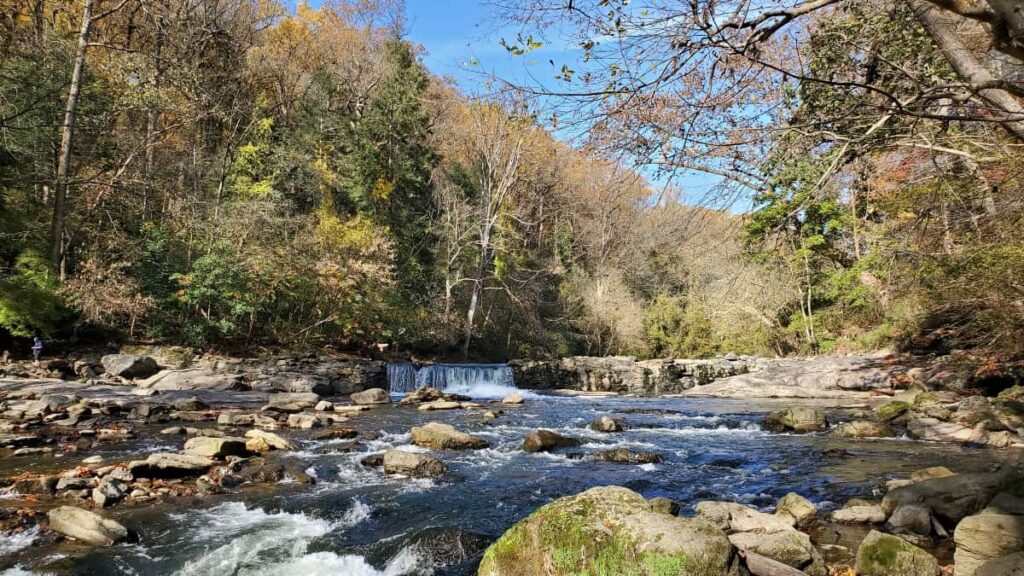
[
  {"x1": 483, "y1": 410, "x2": 497, "y2": 420},
  {"x1": 591, "y1": 448, "x2": 664, "y2": 464},
  {"x1": 976, "y1": 552, "x2": 1024, "y2": 576},
  {"x1": 418, "y1": 400, "x2": 462, "y2": 411},
  {"x1": 183, "y1": 436, "x2": 250, "y2": 459},
  {"x1": 382, "y1": 449, "x2": 446, "y2": 478},
  {"x1": 696, "y1": 501, "x2": 796, "y2": 534},
  {"x1": 311, "y1": 427, "x2": 358, "y2": 440},
  {"x1": 888, "y1": 504, "x2": 934, "y2": 535},
  {"x1": 12, "y1": 447, "x2": 52, "y2": 456},
  {"x1": 502, "y1": 393, "x2": 524, "y2": 405},
  {"x1": 0, "y1": 434, "x2": 42, "y2": 448},
  {"x1": 832, "y1": 503, "x2": 887, "y2": 524},
  {"x1": 855, "y1": 529, "x2": 938, "y2": 576},
  {"x1": 522, "y1": 429, "x2": 582, "y2": 453},
  {"x1": 253, "y1": 414, "x2": 280, "y2": 430},
  {"x1": 314, "y1": 400, "x2": 334, "y2": 411},
  {"x1": 47, "y1": 506, "x2": 128, "y2": 546},
  {"x1": 360, "y1": 453, "x2": 384, "y2": 467},
  {"x1": 648, "y1": 496, "x2": 680, "y2": 515},
  {"x1": 478, "y1": 486, "x2": 741, "y2": 576},
  {"x1": 222, "y1": 457, "x2": 284, "y2": 484},
  {"x1": 286, "y1": 413, "x2": 319, "y2": 429},
  {"x1": 589, "y1": 416, "x2": 625, "y2": 433},
  {"x1": 775, "y1": 492, "x2": 817, "y2": 529},
  {"x1": 411, "y1": 422, "x2": 489, "y2": 450},
  {"x1": 912, "y1": 466, "x2": 955, "y2": 482},
  {"x1": 334, "y1": 405, "x2": 371, "y2": 415},
  {"x1": 172, "y1": 396, "x2": 209, "y2": 411},
  {"x1": 56, "y1": 477, "x2": 93, "y2": 491},
  {"x1": 388, "y1": 527, "x2": 489, "y2": 569},
  {"x1": 101, "y1": 354, "x2": 160, "y2": 379},
  {"x1": 764, "y1": 407, "x2": 827, "y2": 433},
  {"x1": 243, "y1": 429, "x2": 295, "y2": 452},
  {"x1": 832, "y1": 420, "x2": 895, "y2": 438},
  {"x1": 127, "y1": 453, "x2": 215, "y2": 478},
  {"x1": 955, "y1": 510, "x2": 1024, "y2": 576},
  {"x1": 10, "y1": 474, "x2": 58, "y2": 495},
  {"x1": 400, "y1": 387, "x2": 469, "y2": 404},
  {"x1": 351, "y1": 388, "x2": 390, "y2": 405},
  {"x1": 216, "y1": 412, "x2": 254, "y2": 426}
]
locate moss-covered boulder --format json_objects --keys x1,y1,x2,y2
[
  {"x1": 855, "y1": 530, "x2": 939, "y2": 576},
  {"x1": 478, "y1": 486, "x2": 745, "y2": 576},
  {"x1": 763, "y1": 407, "x2": 827, "y2": 433},
  {"x1": 833, "y1": 420, "x2": 896, "y2": 438},
  {"x1": 875, "y1": 401, "x2": 913, "y2": 422}
]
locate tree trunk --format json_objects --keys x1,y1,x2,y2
[
  {"x1": 50, "y1": 0, "x2": 95, "y2": 275},
  {"x1": 913, "y1": 0, "x2": 1024, "y2": 141}
]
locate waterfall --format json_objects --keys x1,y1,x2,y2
[
  {"x1": 386, "y1": 363, "x2": 519, "y2": 397},
  {"x1": 386, "y1": 363, "x2": 418, "y2": 394}
]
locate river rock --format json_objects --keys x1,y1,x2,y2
[
  {"x1": 833, "y1": 420, "x2": 895, "y2": 438},
  {"x1": 875, "y1": 401, "x2": 913, "y2": 422},
  {"x1": 502, "y1": 393, "x2": 524, "y2": 405},
  {"x1": 832, "y1": 503, "x2": 887, "y2": 524},
  {"x1": 351, "y1": 388, "x2": 390, "y2": 405},
  {"x1": 250, "y1": 372, "x2": 333, "y2": 395},
  {"x1": 127, "y1": 453, "x2": 215, "y2": 478},
  {"x1": 47, "y1": 506, "x2": 128, "y2": 546},
  {"x1": 775, "y1": 493, "x2": 817, "y2": 529},
  {"x1": 382, "y1": 450, "x2": 446, "y2": 477},
  {"x1": 314, "y1": 400, "x2": 334, "y2": 411},
  {"x1": 217, "y1": 412, "x2": 254, "y2": 426},
  {"x1": 522, "y1": 429, "x2": 582, "y2": 453},
  {"x1": 286, "y1": 413, "x2": 319, "y2": 429},
  {"x1": 855, "y1": 529, "x2": 938, "y2": 576},
  {"x1": 881, "y1": 469, "x2": 1016, "y2": 524},
  {"x1": 912, "y1": 466, "x2": 955, "y2": 482},
  {"x1": 955, "y1": 510, "x2": 1024, "y2": 576},
  {"x1": 101, "y1": 354, "x2": 160, "y2": 379},
  {"x1": 888, "y1": 504, "x2": 934, "y2": 535},
  {"x1": 244, "y1": 429, "x2": 295, "y2": 452},
  {"x1": 696, "y1": 501, "x2": 797, "y2": 534},
  {"x1": 589, "y1": 416, "x2": 624, "y2": 432},
  {"x1": 729, "y1": 529, "x2": 825, "y2": 575},
  {"x1": 908, "y1": 418, "x2": 989, "y2": 444},
  {"x1": 591, "y1": 447, "x2": 664, "y2": 464},
  {"x1": 478, "y1": 486, "x2": 742, "y2": 576},
  {"x1": 764, "y1": 407, "x2": 827, "y2": 433},
  {"x1": 172, "y1": 396, "x2": 209, "y2": 411},
  {"x1": 183, "y1": 436, "x2": 249, "y2": 459},
  {"x1": 649, "y1": 496, "x2": 680, "y2": 515},
  {"x1": 92, "y1": 479, "x2": 127, "y2": 508},
  {"x1": 139, "y1": 368, "x2": 248, "y2": 391},
  {"x1": 976, "y1": 552, "x2": 1024, "y2": 576},
  {"x1": 410, "y1": 422, "x2": 489, "y2": 450}
]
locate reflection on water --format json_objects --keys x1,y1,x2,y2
[{"x1": 1, "y1": 395, "x2": 1013, "y2": 575}]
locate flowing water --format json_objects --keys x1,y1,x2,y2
[
  {"x1": 388, "y1": 364, "x2": 518, "y2": 398},
  {"x1": 0, "y1": 371, "x2": 1013, "y2": 576}
]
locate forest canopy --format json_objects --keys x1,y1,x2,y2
[{"x1": 0, "y1": 0, "x2": 1022, "y2": 361}]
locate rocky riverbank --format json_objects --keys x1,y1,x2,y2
[{"x1": 1, "y1": 348, "x2": 1023, "y2": 574}]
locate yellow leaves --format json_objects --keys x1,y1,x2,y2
[{"x1": 371, "y1": 178, "x2": 394, "y2": 202}]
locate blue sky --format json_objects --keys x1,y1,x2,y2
[{"x1": 301, "y1": 0, "x2": 728, "y2": 208}]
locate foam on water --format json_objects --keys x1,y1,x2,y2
[
  {"x1": 246, "y1": 546, "x2": 424, "y2": 576},
  {"x1": 387, "y1": 362, "x2": 529, "y2": 399},
  {"x1": 0, "y1": 527, "x2": 39, "y2": 557},
  {"x1": 174, "y1": 499, "x2": 371, "y2": 576}
]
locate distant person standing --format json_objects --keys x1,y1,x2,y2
[{"x1": 31, "y1": 337, "x2": 43, "y2": 366}]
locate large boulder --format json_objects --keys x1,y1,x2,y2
[
  {"x1": 763, "y1": 407, "x2": 827, "y2": 433},
  {"x1": 382, "y1": 450, "x2": 446, "y2": 478},
  {"x1": 833, "y1": 420, "x2": 895, "y2": 438},
  {"x1": 696, "y1": 501, "x2": 796, "y2": 534},
  {"x1": 832, "y1": 503, "x2": 887, "y2": 524},
  {"x1": 139, "y1": 368, "x2": 247, "y2": 391},
  {"x1": 101, "y1": 354, "x2": 160, "y2": 379},
  {"x1": 351, "y1": 388, "x2": 390, "y2": 405},
  {"x1": 775, "y1": 493, "x2": 817, "y2": 529},
  {"x1": 955, "y1": 510, "x2": 1024, "y2": 576},
  {"x1": 478, "y1": 486, "x2": 744, "y2": 576},
  {"x1": 976, "y1": 552, "x2": 1024, "y2": 576},
  {"x1": 127, "y1": 453, "x2": 215, "y2": 478},
  {"x1": 183, "y1": 436, "x2": 250, "y2": 459},
  {"x1": 729, "y1": 530, "x2": 824, "y2": 575},
  {"x1": 410, "y1": 422, "x2": 489, "y2": 450},
  {"x1": 47, "y1": 506, "x2": 129, "y2": 546},
  {"x1": 244, "y1": 429, "x2": 295, "y2": 452},
  {"x1": 907, "y1": 418, "x2": 990, "y2": 445},
  {"x1": 855, "y1": 529, "x2": 938, "y2": 576},
  {"x1": 881, "y1": 469, "x2": 1017, "y2": 525},
  {"x1": 522, "y1": 429, "x2": 582, "y2": 453}
]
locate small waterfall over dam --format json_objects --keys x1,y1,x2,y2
[{"x1": 386, "y1": 363, "x2": 519, "y2": 397}]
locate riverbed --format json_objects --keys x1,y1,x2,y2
[{"x1": 0, "y1": 392, "x2": 1012, "y2": 575}]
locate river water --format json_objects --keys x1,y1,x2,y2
[{"x1": 0, "y1": 388, "x2": 1011, "y2": 575}]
